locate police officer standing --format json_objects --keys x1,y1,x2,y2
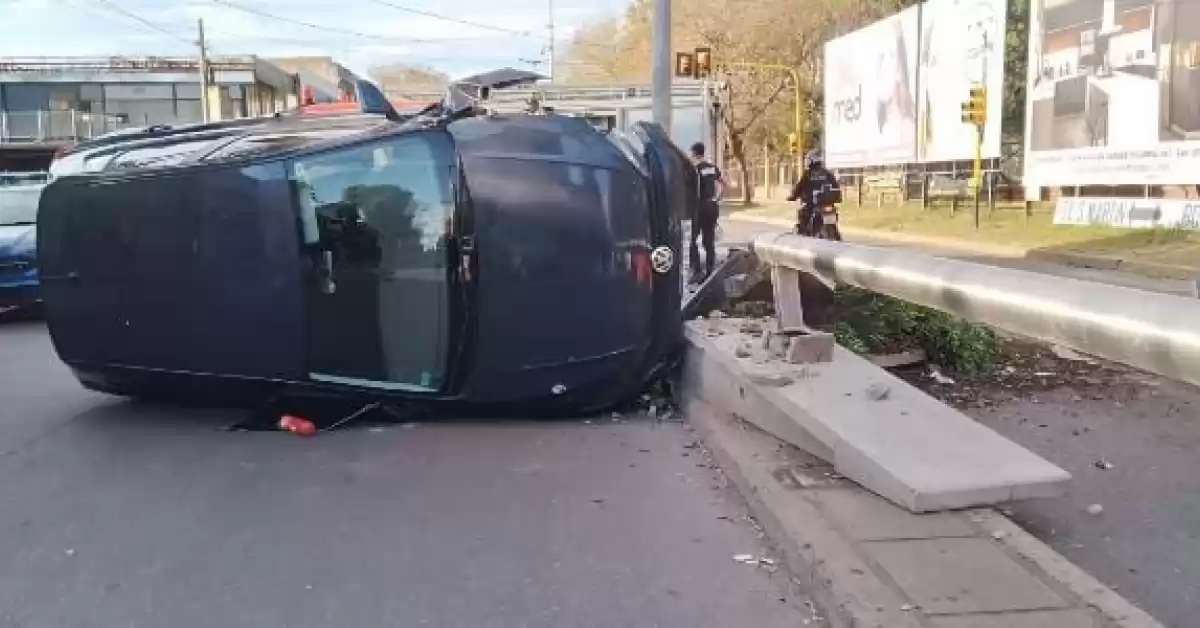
[{"x1": 689, "y1": 142, "x2": 723, "y2": 283}]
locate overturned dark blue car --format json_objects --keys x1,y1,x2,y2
[{"x1": 37, "y1": 80, "x2": 694, "y2": 415}]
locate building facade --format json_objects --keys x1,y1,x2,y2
[{"x1": 0, "y1": 55, "x2": 300, "y2": 145}]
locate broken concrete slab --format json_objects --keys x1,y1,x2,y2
[
  {"x1": 784, "y1": 331, "x2": 834, "y2": 364},
  {"x1": 683, "y1": 318, "x2": 1071, "y2": 513}
]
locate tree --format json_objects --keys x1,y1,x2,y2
[
  {"x1": 369, "y1": 63, "x2": 450, "y2": 94},
  {"x1": 1002, "y1": 0, "x2": 1029, "y2": 142}
]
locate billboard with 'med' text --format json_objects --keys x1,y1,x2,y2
[{"x1": 823, "y1": 6, "x2": 921, "y2": 168}]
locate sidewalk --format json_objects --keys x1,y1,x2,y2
[{"x1": 722, "y1": 211, "x2": 1196, "y2": 297}]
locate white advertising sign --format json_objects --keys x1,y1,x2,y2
[
  {"x1": 1054, "y1": 197, "x2": 1200, "y2": 229},
  {"x1": 823, "y1": 6, "x2": 920, "y2": 168},
  {"x1": 915, "y1": 0, "x2": 1007, "y2": 162},
  {"x1": 1023, "y1": 0, "x2": 1200, "y2": 186}
]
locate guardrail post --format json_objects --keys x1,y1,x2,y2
[{"x1": 771, "y1": 266, "x2": 806, "y2": 332}]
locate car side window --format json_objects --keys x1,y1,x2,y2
[{"x1": 289, "y1": 131, "x2": 456, "y2": 263}]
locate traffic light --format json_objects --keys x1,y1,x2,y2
[
  {"x1": 694, "y1": 47, "x2": 712, "y2": 78},
  {"x1": 960, "y1": 86, "x2": 987, "y2": 125},
  {"x1": 786, "y1": 132, "x2": 799, "y2": 154},
  {"x1": 675, "y1": 52, "x2": 694, "y2": 79}
]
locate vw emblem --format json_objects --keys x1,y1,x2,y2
[{"x1": 650, "y1": 246, "x2": 674, "y2": 274}]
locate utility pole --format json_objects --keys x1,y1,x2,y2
[
  {"x1": 197, "y1": 18, "x2": 211, "y2": 123},
  {"x1": 651, "y1": 0, "x2": 671, "y2": 129},
  {"x1": 546, "y1": 0, "x2": 555, "y2": 82}
]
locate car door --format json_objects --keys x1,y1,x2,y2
[{"x1": 290, "y1": 131, "x2": 458, "y2": 393}]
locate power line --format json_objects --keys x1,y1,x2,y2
[
  {"x1": 361, "y1": 0, "x2": 536, "y2": 37},
  {"x1": 209, "y1": 0, "x2": 465, "y2": 44},
  {"x1": 83, "y1": 0, "x2": 194, "y2": 43}
]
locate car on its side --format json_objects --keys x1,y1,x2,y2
[
  {"x1": 0, "y1": 183, "x2": 44, "y2": 311},
  {"x1": 37, "y1": 78, "x2": 695, "y2": 415}
]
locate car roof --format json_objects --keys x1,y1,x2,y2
[{"x1": 64, "y1": 113, "x2": 397, "y2": 175}]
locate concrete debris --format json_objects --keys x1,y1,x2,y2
[
  {"x1": 784, "y1": 332, "x2": 834, "y2": 364},
  {"x1": 746, "y1": 371, "x2": 794, "y2": 387},
  {"x1": 1050, "y1": 344, "x2": 1096, "y2": 364},
  {"x1": 1093, "y1": 459, "x2": 1115, "y2": 470},
  {"x1": 1086, "y1": 503, "x2": 1105, "y2": 516},
  {"x1": 928, "y1": 366, "x2": 955, "y2": 385},
  {"x1": 865, "y1": 382, "x2": 891, "y2": 401},
  {"x1": 732, "y1": 554, "x2": 776, "y2": 567}
]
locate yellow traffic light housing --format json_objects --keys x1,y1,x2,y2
[
  {"x1": 675, "y1": 52, "x2": 694, "y2": 79},
  {"x1": 960, "y1": 86, "x2": 987, "y2": 125},
  {"x1": 694, "y1": 47, "x2": 712, "y2": 78},
  {"x1": 786, "y1": 132, "x2": 799, "y2": 154}
]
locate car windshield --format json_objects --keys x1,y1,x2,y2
[{"x1": 0, "y1": 186, "x2": 42, "y2": 227}]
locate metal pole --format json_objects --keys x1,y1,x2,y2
[
  {"x1": 198, "y1": 19, "x2": 211, "y2": 123},
  {"x1": 651, "y1": 0, "x2": 672, "y2": 130},
  {"x1": 790, "y1": 68, "x2": 802, "y2": 178},
  {"x1": 546, "y1": 0, "x2": 555, "y2": 82}
]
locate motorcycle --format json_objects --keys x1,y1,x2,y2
[
  {"x1": 795, "y1": 203, "x2": 842, "y2": 241},
  {"x1": 815, "y1": 204, "x2": 842, "y2": 241}
]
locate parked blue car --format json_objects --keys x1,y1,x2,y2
[{"x1": 0, "y1": 184, "x2": 43, "y2": 310}]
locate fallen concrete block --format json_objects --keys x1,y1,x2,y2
[
  {"x1": 683, "y1": 319, "x2": 1071, "y2": 513},
  {"x1": 784, "y1": 331, "x2": 834, "y2": 364}
]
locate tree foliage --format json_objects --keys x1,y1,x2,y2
[{"x1": 369, "y1": 63, "x2": 450, "y2": 94}]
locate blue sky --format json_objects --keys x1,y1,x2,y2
[{"x1": 0, "y1": 0, "x2": 627, "y2": 79}]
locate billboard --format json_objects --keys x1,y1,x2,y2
[
  {"x1": 823, "y1": 7, "x2": 921, "y2": 168},
  {"x1": 1023, "y1": 0, "x2": 1200, "y2": 186},
  {"x1": 915, "y1": 0, "x2": 1008, "y2": 162}
]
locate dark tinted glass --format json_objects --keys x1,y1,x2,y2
[{"x1": 291, "y1": 131, "x2": 455, "y2": 391}]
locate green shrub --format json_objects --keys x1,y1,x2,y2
[{"x1": 831, "y1": 286, "x2": 999, "y2": 374}]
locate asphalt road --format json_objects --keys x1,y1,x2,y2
[{"x1": 0, "y1": 317, "x2": 820, "y2": 628}]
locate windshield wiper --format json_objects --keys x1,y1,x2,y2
[{"x1": 0, "y1": 221, "x2": 36, "y2": 227}]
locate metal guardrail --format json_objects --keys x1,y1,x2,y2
[
  {"x1": 1, "y1": 110, "x2": 128, "y2": 143},
  {"x1": 753, "y1": 233, "x2": 1200, "y2": 388},
  {"x1": 0, "y1": 171, "x2": 49, "y2": 186}
]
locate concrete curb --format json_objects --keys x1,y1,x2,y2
[
  {"x1": 685, "y1": 400, "x2": 1166, "y2": 628},
  {"x1": 1026, "y1": 249, "x2": 1200, "y2": 281}
]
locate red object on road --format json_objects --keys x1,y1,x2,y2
[{"x1": 278, "y1": 414, "x2": 317, "y2": 437}]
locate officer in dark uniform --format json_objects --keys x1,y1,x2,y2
[{"x1": 689, "y1": 142, "x2": 723, "y2": 283}]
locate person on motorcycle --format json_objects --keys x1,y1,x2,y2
[{"x1": 787, "y1": 149, "x2": 841, "y2": 237}]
